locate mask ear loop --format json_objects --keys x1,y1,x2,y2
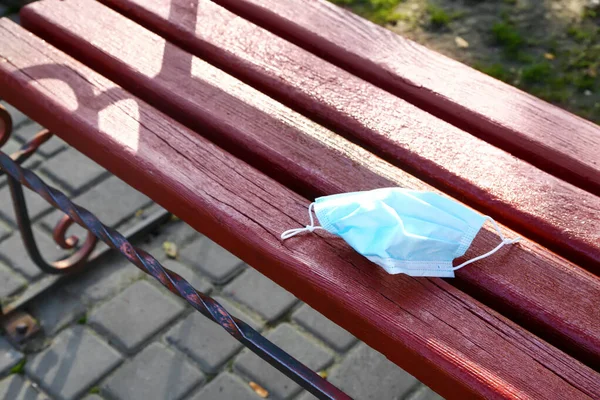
[
  {"x1": 281, "y1": 203, "x2": 326, "y2": 240},
  {"x1": 453, "y1": 217, "x2": 521, "y2": 271}
]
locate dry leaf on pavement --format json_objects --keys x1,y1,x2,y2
[
  {"x1": 249, "y1": 381, "x2": 269, "y2": 398},
  {"x1": 162, "y1": 241, "x2": 178, "y2": 259}
]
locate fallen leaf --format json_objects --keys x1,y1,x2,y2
[
  {"x1": 135, "y1": 209, "x2": 145, "y2": 218},
  {"x1": 454, "y1": 36, "x2": 469, "y2": 48},
  {"x1": 318, "y1": 370, "x2": 328, "y2": 379},
  {"x1": 249, "y1": 381, "x2": 269, "y2": 398},
  {"x1": 544, "y1": 53, "x2": 555, "y2": 60},
  {"x1": 162, "y1": 241, "x2": 178, "y2": 259}
]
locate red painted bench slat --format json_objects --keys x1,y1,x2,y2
[
  {"x1": 19, "y1": 0, "x2": 600, "y2": 369},
  {"x1": 1, "y1": 19, "x2": 599, "y2": 399},
  {"x1": 79, "y1": 0, "x2": 600, "y2": 274},
  {"x1": 210, "y1": 0, "x2": 600, "y2": 198}
]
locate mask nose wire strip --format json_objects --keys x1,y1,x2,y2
[
  {"x1": 453, "y1": 216, "x2": 522, "y2": 271},
  {"x1": 281, "y1": 203, "x2": 326, "y2": 240}
]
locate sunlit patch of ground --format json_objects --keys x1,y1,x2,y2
[{"x1": 330, "y1": 0, "x2": 599, "y2": 124}]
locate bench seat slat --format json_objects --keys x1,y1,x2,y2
[
  {"x1": 211, "y1": 0, "x2": 600, "y2": 197},
  {"x1": 19, "y1": 0, "x2": 600, "y2": 369},
  {"x1": 83, "y1": 0, "x2": 600, "y2": 274},
  {"x1": 1, "y1": 19, "x2": 599, "y2": 400}
]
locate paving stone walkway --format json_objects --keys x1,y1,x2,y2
[{"x1": 0, "y1": 10, "x2": 445, "y2": 399}]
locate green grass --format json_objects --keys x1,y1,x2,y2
[
  {"x1": 475, "y1": 63, "x2": 512, "y2": 82},
  {"x1": 474, "y1": 56, "x2": 591, "y2": 111},
  {"x1": 427, "y1": 4, "x2": 450, "y2": 27},
  {"x1": 564, "y1": 26, "x2": 599, "y2": 94},
  {"x1": 328, "y1": 0, "x2": 599, "y2": 124},
  {"x1": 573, "y1": 74, "x2": 595, "y2": 91},
  {"x1": 89, "y1": 387, "x2": 101, "y2": 395},
  {"x1": 491, "y1": 21, "x2": 524, "y2": 56},
  {"x1": 77, "y1": 314, "x2": 88, "y2": 325},
  {"x1": 530, "y1": 86, "x2": 570, "y2": 104},
  {"x1": 9, "y1": 359, "x2": 26, "y2": 375},
  {"x1": 521, "y1": 62, "x2": 553, "y2": 84},
  {"x1": 330, "y1": 0, "x2": 403, "y2": 24},
  {"x1": 583, "y1": 8, "x2": 597, "y2": 20},
  {"x1": 426, "y1": 3, "x2": 463, "y2": 29},
  {"x1": 567, "y1": 26, "x2": 592, "y2": 43}
]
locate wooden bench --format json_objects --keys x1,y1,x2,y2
[{"x1": 0, "y1": 0, "x2": 598, "y2": 397}]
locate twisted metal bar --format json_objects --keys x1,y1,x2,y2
[
  {"x1": 0, "y1": 151, "x2": 350, "y2": 400},
  {"x1": 0, "y1": 105, "x2": 98, "y2": 274},
  {"x1": 9, "y1": 129, "x2": 53, "y2": 165}
]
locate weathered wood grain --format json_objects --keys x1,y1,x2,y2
[
  {"x1": 210, "y1": 0, "x2": 600, "y2": 198},
  {"x1": 1, "y1": 18, "x2": 599, "y2": 400},
  {"x1": 19, "y1": 0, "x2": 600, "y2": 369},
  {"x1": 78, "y1": 0, "x2": 600, "y2": 275}
]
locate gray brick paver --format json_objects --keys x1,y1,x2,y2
[
  {"x1": 188, "y1": 372, "x2": 262, "y2": 400},
  {"x1": 0, "y1": 337, "x2": 24, "y2": 377},
  {"x1": 82, "y1": 395, "x2": 104, "y2": 400},
  {"x1": 409, "y1": 385, "x2": 445, "y2": 400},
  {"x1": 0, "y1": 184, "x2": 53, "y2": 225},
  {"x1": 103, "y1": 342, "x2": 204, "y2": 400},
  {"x1": 29, "y1": 289, "x2": 87, "y2": 336},
  {"x1": 62, "y1": 254, "x2": 144, "y2": 305},
  {"x1": 40, "y1": 149, "x2": 107, "y2": 194},
  {"x1": 2, "y1": 138, "x2": 24, "y2": 155},
  {"x1": 89, "y1": 280, "x2": 185, "y2": 354},
  {"x1": 292, "y1": 305, "x2": 357, "y2": 352},
  {"x1": 224, "y1": 269, "x2": 297, "y2": 322},
  {"x1": 0, "y1": 374, "x2": 49, "y2": 400},
  {"x1": 41, "y1": 175, "x2": 153, "y2": 230},
  {"x1": 327, "y1": 343, "x2": 418, "y2": 400},
  {"x1": 180, "y1": 236, "x2": 245, "y2": 284},
  {"x1": 234, "y1": 324, "x2": 333, "y2": 399},
  {"x1": 0, "y1": 221, "x2": 9, "y2": 241},
  {"x1": 25, "y1": 326, "x2": 122, "y2": 400},
  {"x1": 139, "y1": 219, "x2": 200, "y2": 255},
  {"x1": 0, "y1": 229, "x2": 67, "y2": 280},
  {"x1": 165, "y1": 296, "x2": 263, "y2": 374},
  {"x1": 0, "y1": 261, "x2": 27, "y2": 299}
]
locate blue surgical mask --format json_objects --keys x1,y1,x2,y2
[{"x1": 281, "y1": 188, "x2": 520, "y2": 277}]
